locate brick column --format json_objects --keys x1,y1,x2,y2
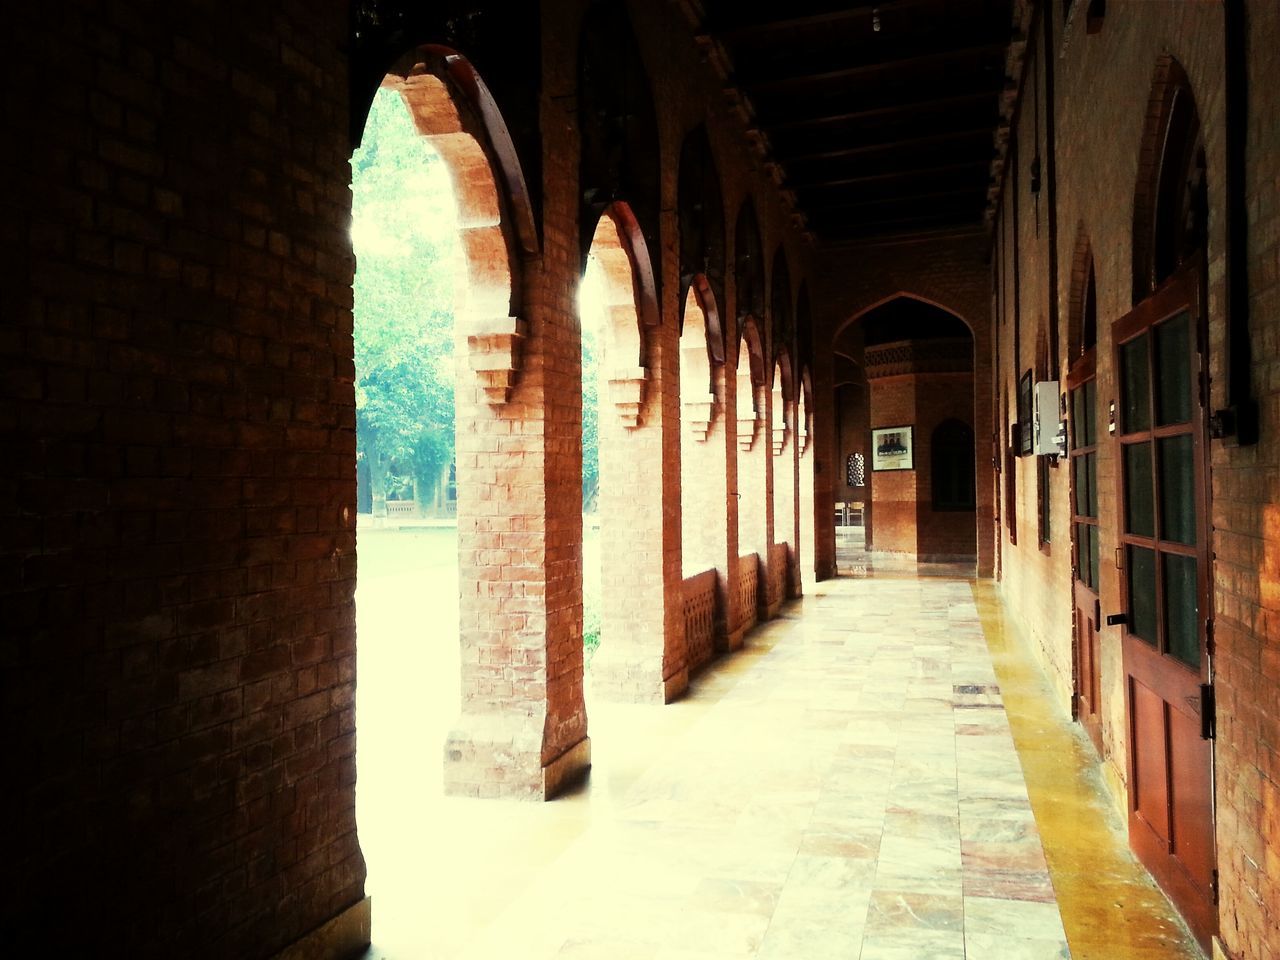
[{"x1": 590, "y1": 259, "x2": 688, "y2": 703}]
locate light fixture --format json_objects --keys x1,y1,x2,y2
[{"x1": 872, "y1": 7, "x2": 882, "y2": 32}]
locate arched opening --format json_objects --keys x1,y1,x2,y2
[
  {"x1": 579, "y1": 204, "x2": 677, "y2": 701},
  {"x1": 352, "y1": 48, "x2": 544, "y2": 952},
  {"x1": 798, "y1": 366, "x2": 817, "y2": 589},
  {"x1": 679, "y1": 280, "x2": 727, "y2": 672},
  {"x1": 735, "y1": 316, "x2": 768, "y2": 633},
  {"x1": 1067, "y1": 226, "x2": 1099, "y2": 364},
  {"x1": 770, "y1": 353, "x2": 796, "y2": 603},
  {"x1": 1132, "y1": 57, "x2": 1208, "y2": 304},
  {"x1": 838, "y1": 296, "x2": 976, "y2": 566}
]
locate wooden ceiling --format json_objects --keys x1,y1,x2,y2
[{"x1": 701, "y1": 0, "x2": 1014, "y2": 245}]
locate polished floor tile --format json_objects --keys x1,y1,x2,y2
[{"x1": 358, "y1": 552, "x2": 1203, "y2": 959}]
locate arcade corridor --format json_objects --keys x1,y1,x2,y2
[{"x1": 359, "y1": 569, "x2": 1200, "y2": 960}]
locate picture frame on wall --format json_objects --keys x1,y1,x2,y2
[{"x1": 871, "y1": 426, "x2": 914, "y2": 471}]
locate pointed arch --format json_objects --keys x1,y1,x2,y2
[
  {"x1": 1132, "y1": 56, "x2": 1207, "y2": 304},
  {"x1": 383, "y1": 49, "x2": 537, "y2": 316},
  {"x1": 578, "y1": 1, "x2": 662, "y2": 290},
  {"x1": 770, "y1": 246, "x2": 793, "y2": 367},
  {"x1": 734, "y1": 199, "x2": 766, "y2": 349},
  {"x1": 585, "y1": 202, "x2": 658, "y2": 427},
  {"x1": 1066, "y1": 223, "x2": 1098, "y2": 364},
  {"x1": 679, "y1": 125, "x2": 727, "y2": 341}
]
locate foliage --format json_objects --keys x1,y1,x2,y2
[{"x1": 352, "y1": 87, "x2": 458, "y2": 504}]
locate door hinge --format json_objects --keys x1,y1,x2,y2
[
  {"x1": 1206, "y1": 617, "x2": 1215, "y2": 658},
  {"x1": 1094, "y1": 598, "x2": 1101, "y2": 628},
  {"x1": 1211, "y1": 868, "x2": 1220, "y2": 904},
  {"x1": 1200, "y1": 683, "x2": 1216, "y2": 741}
]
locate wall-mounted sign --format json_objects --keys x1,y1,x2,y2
[{"x1": 872, "y1": 426, "x2": 914, "y2": 471}]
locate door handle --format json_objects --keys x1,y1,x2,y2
[{"x1": 1105, "y1": 613, "x2": 1127, "y2": 626}]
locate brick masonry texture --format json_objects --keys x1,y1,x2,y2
[
  {"x1": 986, "y1": 5, "x2": 1280, "y2": 959},
  {"x1": 4, "y1": 0, "x2": 1278, "y2": 957},
  {"x1": 1, "y1": 0, "x2": 828, "y2": 955}
]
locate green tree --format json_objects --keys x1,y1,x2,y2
[{"x1": 352, "y1": 88, "x2": 459, "y2": 515}]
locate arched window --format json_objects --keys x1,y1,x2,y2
[
  {"x1": 1132, "y1": 57, "x2": 1207, "y2": 303},
  {"x1": 931, "y1": 419, "x2": 975, "y2": 511}
]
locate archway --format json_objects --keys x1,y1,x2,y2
[
  {"x1": 770, "y1": 351, "x2": 796, "y2": 605},
  {"x1": 837, "y1": 296, "x2": 976, "y2": 565},
  {"x1": 352, "y1": 47, "x2": 559, "y2": 954},
  {"x1": 734, "y1": 316, "x2": 768, "y2": 635},
  {"x1": 797, "y1": 366, "x2": 817, "y2": 589},
  {"x1": 679, "y1": 279, "x2": 728, "y2": 673}
]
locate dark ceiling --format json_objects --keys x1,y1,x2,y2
[{"x1": 702, "y1": 0, "x2": 1014, "y2": 245}]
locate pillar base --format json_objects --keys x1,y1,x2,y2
[
  {"x1": 270, "y1": 897, "x2": 370, "y2": 960},
  {"x1": 589, "y1": 648, "x2": 687, "y2": 704},
  {"x1": 443, "y1": 712, "x2": 591, "y2": 800}
]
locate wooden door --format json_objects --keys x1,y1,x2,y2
[
  {"x1": 1067, "y1": 353, "x2": 1103, "y2": 755},
  {"x1": 1112, "y1": 264, "x2": 1216, "y2": 949}
]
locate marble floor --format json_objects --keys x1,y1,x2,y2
[{"x1": 358, "y1": 567, "x2": 1204, "y2": 959}]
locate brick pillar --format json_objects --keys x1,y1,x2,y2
[
  {"x1": 441, "y1": 59, "x2": 590, "y2": 797},
  {"x1": 771, "y1": 384, "x2": 798, "y2": 598},
  {"x1": 591, "y1": 326, "x2": 686, "y2": 702},
  {"x1": 798, "y1": 387, "x2": 817, "y2": 590},
  {"x1": 737, "y1": 378, "x2": 771, "y2": 625}
]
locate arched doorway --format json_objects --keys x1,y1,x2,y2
[
  {"x1": 1113, "y1": 57, "x2": 1216, "y2": 950},
  {"x1": 833, "y1": 296, "x2": 977, "y2": 567}
]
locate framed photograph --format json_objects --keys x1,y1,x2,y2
[{"x1": 871, "y1": 426, "x2": 914, "y2": 471}]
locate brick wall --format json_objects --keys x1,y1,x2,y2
[
  {"x1": 1, "y1": 0, "x2": 829, "y2": 953},
  {"x1": 990, "y1": 3, "x2": 1280, "y2": 957},
  {"x1": 819, "y1": 235, "x2": 995, "y2": 575},
  {"x1": 1, "y1": 1, "x2": 364, "y2": 955}
]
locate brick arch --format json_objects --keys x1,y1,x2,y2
[
  {"x1": 770, "y1": 245, "x2": 793, "y2": 365},
  {"x1": 586, "y1": 202, "x2": 658, "y2": 428},
  {"x1": 1131, "y1": 55, "x2": 1207, "y2": 304},
  {"x1": 735, "y1": 315, "x2": 767, "y2": 451},
  {"x1": 1066, "y1": 222, "x2": 1098, "y2": 364},
  {"x1": 798, "y1": 365, "x2": 814, "y2": 456},
  {"x1": 681, "y1": 280, "x2": 721, "y2": 440},
  {"x1": 833, "y1": 291, "x2": 975, "y2": 342},
  {"x1": 384, "y1": 49, "x2": 535, "y2": 403},
  {"x1": 681, "y1": 273, "x2": 726, "y2": 364},
  {"x1": 734, "y1": 199, "x2": 766, "y2": 352},
  {"x1": 578, "y1": 0, "x2": 662, "y2": 285},
  {"x1": 795, "y1": 281, "x2": 813, "y2": 379},
  {"x1": 679, "y1": 125, "x2": 727, "y2": 334},
  {"x1": 771, "y1": 349, "x2": 794, "y2": 456}
]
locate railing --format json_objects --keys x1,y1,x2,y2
[
  {"x1": 682, "y1": 569, "x2": 718, "y2": 673},
  {"x1": 385, "y1": 500, "x2": 417, "y2": 517},
  {"x1": 737, "y1": 554, "x2": 759, "y2": 633}
]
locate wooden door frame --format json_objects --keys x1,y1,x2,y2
[
  {"x1": 1112, "y1": 260, "x2": 1218, "y2": 949},
  {"x1": 1066, "y1": 349, "x2": 1103, "y2": 756}
]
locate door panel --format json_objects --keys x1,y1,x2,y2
[
  {"x1": 1113, "y1": 265, "x2": 1216, "y2": 950},
  {"x1": 1130, "y1": 680, "x2": 1170, "y2": 842},
  {"x1": 1067, "y1": 356, "x2": 1103, "y2": 756}
]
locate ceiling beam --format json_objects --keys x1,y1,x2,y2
[
  {"x1": 764, "y1": 89, "x2": 999, "y2": 132},
  {"x1": 714, "y1": 0, "x2": 938, "y2": 43},
  {"x1": 742, "y1": 42, "x2": 1007, "y2": 93},
  {"x1": 790, "y1": 160, "x2": 990, "y2": 192},
  {"x1": 777, "y1": 127, "x2": 993, "y2": 164}
]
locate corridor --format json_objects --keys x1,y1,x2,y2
[{"x1": 362, "y1": 572, "x2": 1202, "y2": 960}]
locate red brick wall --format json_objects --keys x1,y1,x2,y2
[
  {"x1": 990, "y1": 4, "x2": 1280, "y2": 957},
  {"x1": 3, "y1": 1, "x2": 828, "y2": 952},
  {"x1": 1, "y1": 1, "x2": 363, "y2": 955},
  {"x1": 819, "y1": 236, "x2": 995, "y2": 576}
]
